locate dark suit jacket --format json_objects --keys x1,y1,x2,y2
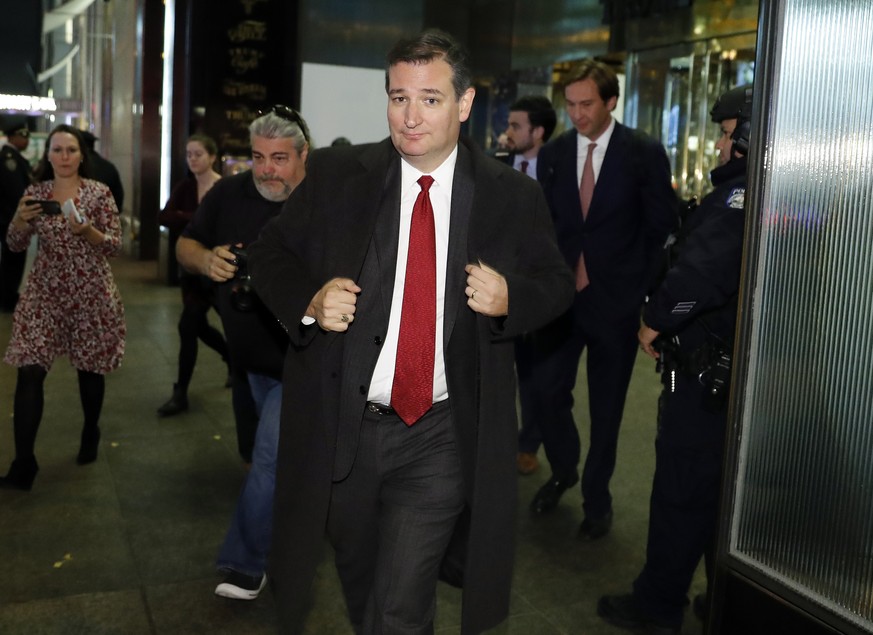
[
  {"x1": 87, "y1": 151, "x2": 124, "y2": 212},
  {"x1": 249, "y1": 136, "x2": 574, "y2": 634},
  {"x1": 0, "y1": 144, "x2": 32, "y2": 230},
  {"x1": 537, "y1": 124, "x2": 677, "y2": 320}
]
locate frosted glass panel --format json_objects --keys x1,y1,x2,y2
[{"x1": 731, "y1": 0, "x2": 873, "y2": 630}]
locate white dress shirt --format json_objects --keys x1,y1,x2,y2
[
  {"x1": 576, "y1": 117, "x2": 615, "y2": 185},
  {"x1": 512, "y1": 154, "x2": 538, "y2": 179},
  {"x1": 367, "y1": 147, "x2": 457, "y2": 406}
]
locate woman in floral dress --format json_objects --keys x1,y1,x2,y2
[{"x1": 0, "y1": 124, "x2": 125, "y2": 491}]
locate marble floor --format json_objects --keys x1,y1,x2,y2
[{"x1": 0, "y1": 256, "x2": 705, "y2": 634}]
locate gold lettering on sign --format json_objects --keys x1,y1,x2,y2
[
  {"x1": 222, "y1": 80, "x2": 268, "y2": 100},
  {"x1": 239, "y1": 0, "x2": 269, "y2": 16},
  {"x1": 228, "y1": 20, "x2": 267, "y2": 43},
  {"x1": 228, "y1": 48, "x2": 264, "y2": 74},
  {"x1": 220, "y1": 132, "x2": 251, "y2": 153},
  {"x1": 224, "y1": 105, "x2": 260, "y2": 125}
]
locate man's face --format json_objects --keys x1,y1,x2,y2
[
  {"x1": 251, "y1": 135, "x2": 308, "y2": 202},
  {"x1": 564, "y1": 78, "x2": 616, "y2": 140},
  {"x1": 715, "y1": 118, "x2": 737, "y2": 166},
  {"x1": 10, "y1": 131, "x2": 29, "y2": 152},
  {"x1": 505, "y1": 111, "x2": 541, "y2": 156},
  {"x1": 387, "y1": 59, "x2": 475, "y2": 173}
]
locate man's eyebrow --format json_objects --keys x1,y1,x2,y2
[{"x1": 388, "y1": 87, "x2": 447, "y2": 97}]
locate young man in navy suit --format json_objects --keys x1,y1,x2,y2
[
  {"x1": 528, "y1": 60, "x2": 677, "y2": 540},
  {"x1": 495, "y1": 95, "x2": 558, "y2": 476}
]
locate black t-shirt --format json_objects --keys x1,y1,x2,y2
[{"x1": 183, "y1": 170, "x2": 288, "y2": 377}]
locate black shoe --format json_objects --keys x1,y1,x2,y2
[
  {"x1": 597, "y1": 594, "x2": 680, "y2": 634},
  {"x1": 76, "y1": 426, "x2": 101, "y2": 465},
  {"x1": 157, "y1": 384, "x2": 189, "y2": 417},
  {"x1": 0, "y1": 457, "x2": 39, "y2": 491},
  {"x1": 530, "y1": 472, "x2": 579, "y2": 514},
  {"x1": 577, "y1": 509, "x2": 613, "y2": 541}
]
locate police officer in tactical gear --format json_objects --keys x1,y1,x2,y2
[{"x1": 597, "y1": 84, "x2": 752, "y2": 634}]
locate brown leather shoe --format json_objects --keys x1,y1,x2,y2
[{"x1": 516, "y1": 451, "x2": 539, "y2": 475}]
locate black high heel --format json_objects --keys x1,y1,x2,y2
[
  {"x1": 157, "y1": 384, "x2": 189, "y2": 416},
  {"x1": 76, "y1": 426, "x2": 101, "y2": 465},
  {"x1": 0, "y1": 457, "x2": 39, "y2": 491}
]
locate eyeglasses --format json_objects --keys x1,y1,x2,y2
[
  {"x1": 9, "y1": 128, "x2": 28, "y2": 138},
  {"x1": 259, "y1": 105, "x2": 309, "y2": 143}
]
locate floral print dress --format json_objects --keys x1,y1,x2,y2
[{"x1": 3, "y1": 178, "x2": 126, "y2": 373}]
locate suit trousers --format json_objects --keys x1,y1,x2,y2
[
  {"x1": 327, "y1": 400, "x2": 465, "y2": 635},
  {"x1": 530, "y1": 302, "x2": 639, "y2": 519},
  {"x1": 632, "y1": 373, "x2": 726, "y2": 627}
]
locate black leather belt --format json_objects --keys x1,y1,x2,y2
[{"x1": 366, "y1": 402, "x2": 397, "y2": 416}]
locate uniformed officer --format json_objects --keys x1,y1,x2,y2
[
  {"x1": 0, "y1": 121, "x2": 34, "y2": 311},
  {"x1": 597, "y1": 84, "x2": 753, "y2": 634}
]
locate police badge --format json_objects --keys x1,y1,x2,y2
[{"x1": 726, "y1": 187, "x2": 745, "y2": 209}]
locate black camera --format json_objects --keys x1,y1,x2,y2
[{"x1": 227, "y1": 245, "x2": 255, "y2": 312}]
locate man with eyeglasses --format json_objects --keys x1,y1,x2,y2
[
  {"x1": 176, "y1": 107, "x2": 309, "y2": 601},
  {"x1": 0, "y1": 122, "x2": 34, "y2": 312}
]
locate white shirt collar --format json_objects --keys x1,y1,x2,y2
[
  {"x1": 400, "y1": 145, "x2": 458, "y2": 191},
  {"x1": 578, "y1": 116, "x2": 616, "y2": 151}
]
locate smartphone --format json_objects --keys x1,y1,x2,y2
[{"x1": 30, "y1": 200, "x2": 63, "y2": 216}]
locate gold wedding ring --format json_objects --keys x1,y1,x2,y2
[
  {"x1": 340, "y1": 314, "x2": 349, "y2": 323},
  {"x1": 471, "y1": 290, "x2": 477, "y2": 301}
]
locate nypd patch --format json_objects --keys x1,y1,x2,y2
[{"x1": 726, "y1": 187, "x2": 745, "y2": 209}]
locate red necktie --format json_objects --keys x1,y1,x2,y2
[
  {"x1": 520, "y1": 160, "x2": 529, "y2": 175},
  {"x1": 576, "y1": 142, "x2": 596, "y2": 291},
  {"x1": 391, "y1": 175, "x2": 436, "y2": 425}
]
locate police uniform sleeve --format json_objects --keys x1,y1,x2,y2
[{"x1": 643, "y1": 185, "x2": 746, "y2": 334}]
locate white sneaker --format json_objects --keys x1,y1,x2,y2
[{"x1": 214, "y1": 571, "x2": 267, "y2": 600}]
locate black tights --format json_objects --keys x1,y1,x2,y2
[
  {"x1": 176, "y1": 276, "x2": 228, "y2": 391},
  {"x1": 13, "y1": 365, "x2": 105, "y2": 460}
]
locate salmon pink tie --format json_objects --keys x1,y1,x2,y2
[
  {"x1": 391, "y1": 175, "x2": 436, "y2": 425},
  {"x1": 576, "y1": 142, "x2": 596, "y2": 291}
]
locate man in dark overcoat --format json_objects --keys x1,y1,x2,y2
[{"x1": 249, "y1": 29, "x2": 574, "y2": 635}]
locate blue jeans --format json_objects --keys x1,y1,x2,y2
[{"x1": 216, "y1": 372, "x2": 282, "y2": 578}]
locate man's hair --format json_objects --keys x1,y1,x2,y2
[
  {"x1": 564, "y1": 59, "x2": 620, "y2": 103},
  {"x1": 510, "y1": 95, "x2": 558, "y2": 142},
  {"x1": 249, "y1": 111, "x2": 309, "y2": 155},
  {"x1": 385, "y1": 28, "x2": 471, "y2": 100},
  {"x1": 188, "y1": 134, "x2": 218, "y2": 157}
]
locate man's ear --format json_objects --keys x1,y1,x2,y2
[{"x1": 458, "y1": 87, "x2": 476, "y2": 123}]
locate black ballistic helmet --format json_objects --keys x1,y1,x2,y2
[
  {"x1": 711, "y1": 84, "x2": 753, "y2": 155},
  {"x1": 710, "y1": 84, "x2": 753, "y2": 123}
]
